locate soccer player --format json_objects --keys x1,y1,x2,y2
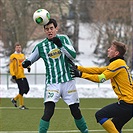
[
  {"x1": 9, "y1": 42, "x2": 30, "y2": 109},
  {"x1": 69, "y1": 40, "x2": 133, "y2": 133},
  {"x1": 22, "y1": 18, "x2": 89, "y2": 133}
]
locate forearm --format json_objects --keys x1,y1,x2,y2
[
  {"x1": 81, "y1": 72, "x2": 106, "y2": 83},
  {"x1": 61, "y1": 35, "x2": 76, "y2": 60},
  {"x1": 78, "y1": 66, "x2": 107, "y2": 74},
  {"x1": 81, "y1": 73, "x2": 100, "y2": 83},
  {"x1": 27, "y1": 47, "x2": 40, "y2": 64}
]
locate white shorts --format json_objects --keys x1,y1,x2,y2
[{"x1": 44, "y1": 80, "x2": 79, "y2": 105}]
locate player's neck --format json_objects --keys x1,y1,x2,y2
[{"x1": 15, "y1": 51, "x2": 21, "y2": 54}]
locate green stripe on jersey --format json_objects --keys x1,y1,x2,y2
[{"x1": 36, "y1": 36, "x2": 73, "y2": 84}]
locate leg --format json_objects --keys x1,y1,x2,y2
[
  {"x1": 112, "y1": 116, "x2": 132, "y2": 133},
  {"x1": 18, "y1": 94, "x2": 24, "y2": 106},
  {"x1": 69, "y1": 103, "x2": 88, "y2": 133},
  {"x1": 16, "y1": 79, "x2": 24, "y2": 106},
  {"x1": 19, "y1": 88, "x2": 25, "y2": 108},
  {"x1": 39, "y1": 102, "x2": 55, "y2": 133},
  {"x1": 95, "y1": 102, "x2": 119, "y2": 133},
  {"x1": 14, "y1": 94, "x2": 20, "y2": 101},
  {"x1": 101, "y1": 119, "x2": 119, "y2": 133},
  {"x1": 61, "y1": 80, "x2": 88, "y2": 133},
  {"x1": 11, "y1": 97, "x2": 18, "y2": 107},
  {"x1": 112, "y1": 101, "x2": 133, "y2": 132},
  {"x1": 95, "y1": 101, "x2": 133, "y2": 133},
  {"x1": 22, "y1": 78, "x2": 30, "y2": 94},
  {"x1": 11, "y1": 79, "x2": 22, "y2": 107},
  {"x1": 17, "y1": 78, "x2": 30, "y2": 104},
  {"x1": 39, "y1": 83, "x2": 60, "y2": 133},
  {"x1": 11, "y1": 93, "x2": 22, "y2": 107}
]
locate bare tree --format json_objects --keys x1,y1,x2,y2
[
  {"x1": 1, "y1": 0, "x2": 78, "y2": 72},
  {"x1": 0, "y1": 0, "x2": 52, "y2": 57},
  {"x1": 91, "y1": 0, "x2": 132, "y2": 69},
  {"x1": 72, "y1": 0, "x2": 80, "y2": 53}
]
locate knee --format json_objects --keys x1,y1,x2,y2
[
  {"x1": 95, "y1": 110, "x2": 104, "y2": 123},
  {"x1": 95, "y1": 110, "x2": 109, "y2": 125},
  {"x1": 19, "y1": 94, "x2": 23, "y2": 97},
  {"x1": 69, "y1": 103, "x2": 82, "y2": 119},
  {"x1": 19, "y1": 91, "x2": 23, "y2": 96}
]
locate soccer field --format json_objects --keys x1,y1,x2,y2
[{"x1": 0, "y1": 98, "x2": 133, "y2": 133}]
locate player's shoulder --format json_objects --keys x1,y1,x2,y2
[
  {"x1": 20, "y1": 53, "x2": 25, "y2": 57},
  {"x1": 113, "y1": 59, "x2": 126, "y2": 65},
  {"x1": 57, "y1": 34, "x2": 68, "y2": 39},
  {"x1": 108, "y1": 58, "x2": 126, "y2": 70},
  {"x1": 36, "y1": 38, "x2": 48, "y2": 47},
  {"x1": 10, "y1": 53, "x2": 16, "y2": 58}
]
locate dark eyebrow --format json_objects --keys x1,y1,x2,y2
[{"x1": 45, "y1": 26, "x2": 54, "y2": 30}]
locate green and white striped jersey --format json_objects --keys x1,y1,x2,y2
[{"x1": 27, "y1": 34, "x2": 76, "y2": 84}]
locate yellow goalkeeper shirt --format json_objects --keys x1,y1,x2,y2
[
  {"x1": 9, "y1": 52, "x2": 26, "y2": 79},
  {"x1": 78, "y1": 57, "x2": 133, "y2": 104}
]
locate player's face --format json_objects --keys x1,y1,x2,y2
[
  {"x1": 107, "y1": 45, "x2": 119, "y2": 59},
  {"x1": 15, "y1": 45, "x2": 22, "y2": 53},
  {"x1": 44, "y1": 23, "x2": 58, "y2": 40}
]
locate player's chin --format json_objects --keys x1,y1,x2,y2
[
  {"x1": 107, "y1": 54, "x2": 110, "y2": 58},
  {"x1": 48, "y1": 35, "x2": 54, "y2": 40}
]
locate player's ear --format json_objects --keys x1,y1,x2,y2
[
  {"x1": 115, "y1": 51, "x2": 119, "y2": 56},
  {"x1": 44, "y1": 28, "x2": 47, "y2": 33},
  {"x1": 56, "y1": 26, "x2": 58, "y2": 32}
]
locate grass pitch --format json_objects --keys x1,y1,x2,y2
[{"x1": 0, "y1": 98, "x2": 133, "y2": 133}]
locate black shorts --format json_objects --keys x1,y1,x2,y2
[
  {"x1": 16, "y1": 78, "x2": 30, "y2": 95},
  {"x1": 95, "y1": 100, "x2": 133, "y2": 132}
]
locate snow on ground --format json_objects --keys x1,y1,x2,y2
[
  {"x1": 0, "y1": 82, "x2": 116, "y2": 98},
  {"x1": 0, "y1": 23, "x2": 117, "y2": 99}
]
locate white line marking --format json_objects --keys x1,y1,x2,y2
[
  {"x1": 0, "y1": 129, "x2": 133, "y2": 133},
  {"x1": 0, "y1": 107, "x2": 100, "y2": 110}
]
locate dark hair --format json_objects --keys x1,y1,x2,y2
[
  {"x1": 44, "y1": 18, "x2": 57, "y2": 28},
  {"x1": 15, "y1": 42, "x2": 21, "y2": 47},
  {"x1": 112, "y1": 40, "x2": 127, "y2": 56}
]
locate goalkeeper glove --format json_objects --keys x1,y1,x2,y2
[
  {"x1": 12, "y1": 75, "x2": 16, "y2": 80},
  {"x1": 70, "y1": 67, "x2": 82, "y2": 78},
  {"x1": 22, "y1": 60, "x2": 31, "y2": 68},
  {"x1": 27, "y1": 67, "x2": 31, "y2": 73},
  {"x1": 11, "y1": 76, "x2": 16, "y2": 83},
  {"x1": 67, "y1": 59, "x2": 77, "y2": 69},
  {"x1": 67, "y1": 59, "x2": 81, "y2": 77},
  {"x1": 52, "y1": 37, "x2": 62, "y2": 48}
]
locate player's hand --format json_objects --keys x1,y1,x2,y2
[
  {"x1": 70, "y1": 67, "x2": 82, "y2": 78},
  {"x1": 12, "y1": 75, "x2": 16, "y2": 80},
  {"x1": 11, "y1": 76, "x2": 16, "y2": 83},
  {"x1": 67, "y1": 59, "x2": 77, "y2": 69},
  {"x1": 52, "y1": 37, "x2": 62, "y2": 48},
  {"x1": 27, "y1": 67, "x2": 31, "y2": 73},
  {"x1": 67, "y1": 59, "x2": 80, "y2": 77},
  {"x1": 22, "y1": 60, "x2": 31, "y2": 68}
]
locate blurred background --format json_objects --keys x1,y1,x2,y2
[{"x1": 0, "y1": 0, "x2": 133, "y2": 96}]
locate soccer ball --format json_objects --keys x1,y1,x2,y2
[{"x1": 33, "y1": 9, "x2": 50, "y2": 25}]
